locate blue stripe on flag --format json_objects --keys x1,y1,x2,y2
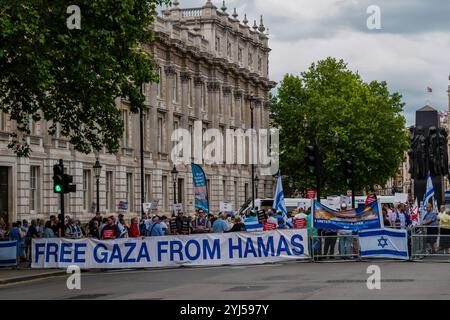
[
  {"x1": 361, "y1": 250, "x2": 408, "y2": 257},
  {"x1": 245, "y1": 224, "x2": 263, "y2": 230},
  {"x1": 0, "y1": 241, "x2": 17, "y2": 248},
  {"x1": 359, "y1": 230, "x2": 406, "y2": 238}
]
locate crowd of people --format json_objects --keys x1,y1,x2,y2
[{"x1": 1, "y1": 200, "x2": 450, "y2": 263}]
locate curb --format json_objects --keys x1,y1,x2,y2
[{"x1": 0, "y1": 271, "x2": 67, "y2": 285}]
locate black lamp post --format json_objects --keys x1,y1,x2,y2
[
  {"x1": 255, "y1": 175, "x2": 259, "y2": 199},
  {"x1": 171, "y1": 165, "x2": 179, "y2": 205},
  {"x1": 247, "y1": 93, "x2": 257, "y2": 208},
  {"x1": 93, "y1": 159, "x2": 102, "y2": 214}
]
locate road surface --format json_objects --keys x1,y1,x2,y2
[{"x1": 1, "y1": 261, "x2": 449, "y2": 300}]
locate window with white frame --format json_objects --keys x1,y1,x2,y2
[
  {"x1": 126, "y1": 173, "x2": 134, "y2": 212},
  {"x1": 157, "y1": 114, "x2": 166, "y2": 153},
  {"x1": 172, "y1": 73, "x2": 178, "y2": 103},
  {"x1": 145, "y1": 174, "x2": 152, "y2": 203},
  {"x1": 201, "y1": 83, "x2": 206, "y2": 112},
  {"x1": 30, "y1": 166, "x2": 40, "y2": 212},
  {"x1": 105, "y1": 171, "x2": 114, "y2": 212},
  {"x1": 83, "y1": 170, "x2": 92, "y2": 210},
  {"x1": 187, "y1": 79, "x2": 192, "y2": 107}
]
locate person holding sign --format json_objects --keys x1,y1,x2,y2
[
  {"x1": 101, "y1": 217, "x2": 121, "y2": 240},
  {"x1": 293, "y1": 208, "x2": 307, "y2": 229},
  {"x1": 264, "y1": 211, "x2": 278, "y2": 231}
]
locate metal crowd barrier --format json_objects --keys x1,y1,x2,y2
[
  {"x1": 410, "y1": 225, "x2": 450, "y2": 262},
  {"x1": 310, "y1": 234, "x2": 360, "y2": 262}
]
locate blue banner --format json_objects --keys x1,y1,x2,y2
[
  {"x1": 191, "y1": 163, "x2": 209, "y2": 213},
  {"x1": 313, "y1": 200, "x2": 382, "y2": 231}
]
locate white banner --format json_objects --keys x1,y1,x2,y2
[
  {"x1": 32, "y1": 230, "x2": 309, "y2": 269},
  {"x1": 0, "y1": 241, "x2": 17, "y2": 266}
]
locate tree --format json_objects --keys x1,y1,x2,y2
[
  {"x1": 270, "y1": 58, "x2": 409, "y2": 195},
  {"x1": 0, "y1": 0, "x2": 169, "y2": 157}
]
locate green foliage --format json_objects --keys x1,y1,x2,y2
[
  {"x1": 0, "y1": 0, "x2": 169, "y2": 157},
  {"x1": 271, "y1": 58, "x2": 409, "y2": 195}
]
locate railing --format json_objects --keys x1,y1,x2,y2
[
  {"x1": 411, "y1": 225, "x2": 450, "y2": 261},
  {"x1": 311, "y1": 234, "x2": 360, "y2": 262},
  {"x1": 181, "y1": 8, "x2": 202, "y2": 18}
]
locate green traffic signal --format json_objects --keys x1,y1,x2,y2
[{"x1": 54, "y1": 184, "x2": 63, "y2": 193}]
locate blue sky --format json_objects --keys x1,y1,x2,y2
[{"x1": 165, "y1": 0, "x2": 450, "y2": 125}]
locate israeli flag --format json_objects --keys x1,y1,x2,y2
[
  {"x1": 0, "y1": 241, "x2": 18, "y2": 266},
  {"x1": 423, "y1": 172, "x2": 435, "y2": 206},
  {"x1": 273, "y1": 171, "x2": 288, "y2": 219},
  {"x1": 359, "y1": 229, "x2": 409, "y2": 260}
]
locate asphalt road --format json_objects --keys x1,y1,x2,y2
[{"x1": 1, "y1": 261, "x2": 450, "y2": 300}]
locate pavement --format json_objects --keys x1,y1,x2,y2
[
  {"x1": 0, "y1": 262, "x2": 66, "y2": 285},
  {"x1": 1, "y1": 261, "x2": 450, "y2": 300}
]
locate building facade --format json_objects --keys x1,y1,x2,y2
[{"x1": 0, "y1": 0, "x2": 276, "y2": 224}]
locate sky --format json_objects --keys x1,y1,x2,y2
[{"x1": 165, "y1": 0, "x2": 450, "y2": 125}]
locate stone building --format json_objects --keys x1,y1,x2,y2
[{"x1": 0, "y1": 0, "x2": 276, "y2": 224}]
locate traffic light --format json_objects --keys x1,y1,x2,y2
[
  {"x1": 63, "y1": 174, "x2": 76, "y2": 193},
  {"x1": 53, "y1": 163, "x2": 64, "y2": 193},
  {"x1": 344, "y1": 160, "x2": 354, "y2": 185},
  {"x1": 304, "y1": 145, "x2": 318, "y2": 174}
]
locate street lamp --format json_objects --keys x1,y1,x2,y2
[
  {"x1": 247, "y1": 93, "x2": 258, "y2": 209},
  {"x1": 171, "y1": 165, "x2": 179, "y2": 205},
  {"x1": 255, "y1": 175, "x2": 260, "y2": 199},
  {"x1": 93, "y1": 159, "x2": 102, "y2": 214}
]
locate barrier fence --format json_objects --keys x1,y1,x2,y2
[{"x1": 411, "y1": 226, "x2": 450, "y2": 261}]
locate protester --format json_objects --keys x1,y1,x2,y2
[
  {"x1": 225, "y1": 216, "x2": 246, "y2": 232},
  {"x1": 0, "y1": 217, "x2": 6, "y2": 240},
  {"x1": 65, "y1": 218, "x2": 84, "y2": 239},
  {"x1": 119, "y1": 218, "x2": 129, "y2": 238},
  {"x1": 24, "y1": 220, "x2": 39, "y2": 260},
  {"x1": 43, "y1": 221, "x2": 56, "y2": 238},
  {"x1": 9, "y1": 222, "x2": 25, "y2": 261},
  {"x1": 160, "y1": 216, "x2": 169, "y2": 235},
  {"x1": 293, "y1": 208, "x2": 307, "y2": 229},
  {"x1": 439, "y1": 208, "x2": 450, "y2": 254},
  {"x1": 170, "y1": 211, "x2": 191, "y2": 235},
  {"x1": 264, "y1": 211, "x2": 278, "y2": 231},
  {"x1": 128, "y1": 217, "x2": 140, "y2": 238},
  {"x1": 89, "y1": 220, "x2": 100, "y2": 239},
  {"x1": 337, "y1": 203, "x2": 353, "y2": 259},
  {"x1": 36, "y1": 219, "x2": 44, "y2": 237},
  {"x1": 422, "y1": 203, "x2": 439, "y2": 253},
  {"x1": 147, "y1": 216, "x2": 165, "y2": 237},
  {"x1": 395, "y1": 203, "x2": 412, "y2": 229},
  {"x1": 274, "y1": 210, "x2": 286, "y2": 229},
  {"x1": 101, "y1": 216, "x2": 121, "y2": 240},
  {"x1": 212, "y1": 213, "x2": 229, "y2": 233},
  {"x1": 192, "y1": 209, "x2": 212, "y2": 234},
  {"x1": 244, "y1": 210, "x2": 263, "y2": 232},
  {"x1": 322, "y1": 228, "x2": 338, "y2": 259}
]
